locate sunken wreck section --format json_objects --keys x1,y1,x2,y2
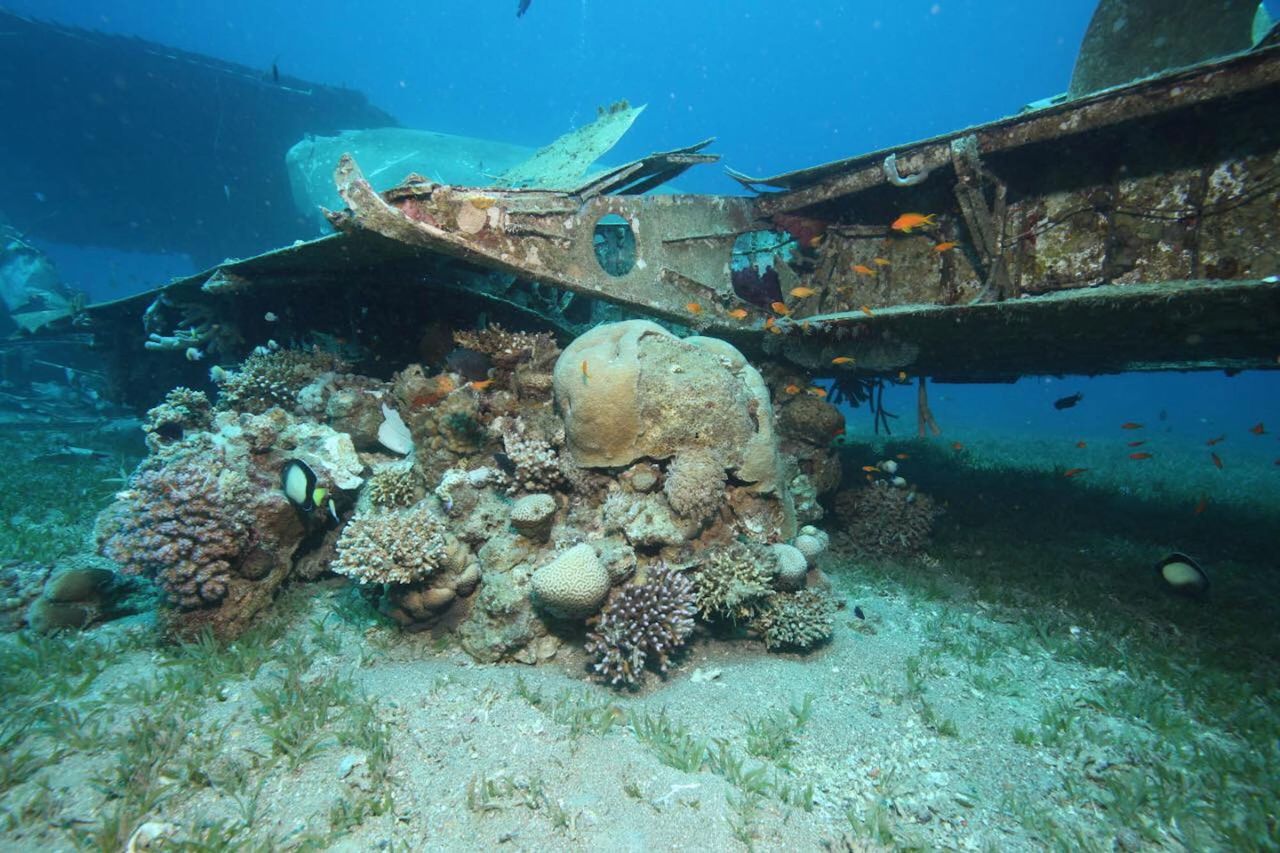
[
  {"x1": 91, "y1": 322, "x2": 843, "y2": 687},
  {"x1": 68, "y1": 41, "x2": 1280, "y2": 393}
]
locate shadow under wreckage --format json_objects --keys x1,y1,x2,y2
[{"x1": 68, "y1": 31, "x2": 1280, "y2": 416}]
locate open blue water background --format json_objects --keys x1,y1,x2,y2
[{"x1": 10, "y1": 0, "x2": 1280, "y2": 446}]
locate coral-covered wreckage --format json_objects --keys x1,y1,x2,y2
[{"x1": 92, "y1": 320, "x2": 846, "y2": 687}]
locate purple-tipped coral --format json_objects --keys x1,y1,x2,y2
[
  {"x1": 585, "y1": 566, "x2": 696, "y2": 689},
  {"x1": 97, "y1": 460, "x2": 250, "y2": 609}
]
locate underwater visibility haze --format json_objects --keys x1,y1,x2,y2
[{"x1": 1, "y1": 1, "x2": 1280, "y2": 850}]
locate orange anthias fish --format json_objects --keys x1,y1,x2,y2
[
  {"x1": 852, "y1": 264, "x2": 876, "y2": 276},
  {"x1": 1121, "y1": 422, "x2": 1144, "y2": 430},
  {"x1": 1206, "y1": 434, "x2": 1226, "y2": 446},
  {"x1": 891, "y1": 212, "x2": 937, "y2": 233},
  {"x1": 1063, "y1": 467, "x2": 1088, "y2": 478},
  {"x1": 860, "y1": 305, "x2": 875, "y2": 317},
  {"x1": 895, "y1": 452, "x2": 910, "y2": 460},
  {"x1": 771, "y1": 301, "x2": 791, "y2": 316},
  {"x1": 807, "y1": 387, "x2": 828, "y2": 398},
  {"x1": 764, "y1": 316, "x2": 782, "y2": 335},
  {"x1": 686, "y1": 302, "x2": 703, "y2": 314},
  {"x1": 832, "y1": 356, "x2": 856, "y2": 365},
  {"x1": 873, "y1": 257, "x2": 892, "y2": 266},
  {"x1": 1210, "y1": 451, "x2": 1224, "y2": 470},
  {"x1": 790, "y1": 286, "x2": 817, "y2": 298},
  {"x1": 861, "y1": 465, "x2": 880, "y2": 473},
  {"x1": 933, "y1": 241, "x2": 958, "y2": 253},
  {"x1": 1075, "y1": 440, "x2": 1087, "y2": 449},
  {"x1": 580, "y1": 360, "x2": 589, "y2": 382},
  {"x1": 1193, "y1": 495, "x2": 1209, "y2": 515},
  {"x1": 1250, "y1": 421, "x2": 1267, "y2": 435},
  {"x1": 1127, "y1": 440, "x2": 1147, "y2": 447},
  {"x1": 470, "y1": 379, "x2": 494, "y2": 391},
  {"x1": 1129, "y1": 451, "x2": 1154, "y2": 460},
  {"x1": 727, "y1": 307, "x2": 749, "y2": 320},
  {"x1": 784, "y1": 384, "x2": 801, "y2": 395},
  {"x1": 951, "y1": 441, "x2": 965, "y2": 452}
]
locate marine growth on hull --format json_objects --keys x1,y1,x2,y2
[{"x1": 88, "y1": 319, "x2": 899, "y2": 689}]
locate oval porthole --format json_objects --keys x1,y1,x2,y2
[{"x1": 593, "y1": 213, "x2": 636, "y2": 277}]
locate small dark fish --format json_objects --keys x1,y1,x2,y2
[
  {"x1": 516, "y1": 0, "x2": 532, "y2": 16},
  {"x1": 271, "y1": 62, "x2": 279, "y2": 83},
  {"x1": 854, "y1": 605, "x2": 865, "y2": 620},
  {"x1": 1053, "y1": 392, "x2": 1083, "y2": 410},
  {"x1": 445, "y1": 347, "x2": 492, "y2": 382},
  {"x1": 492, "y1": 452, "x2": 517, "y2": 476}
]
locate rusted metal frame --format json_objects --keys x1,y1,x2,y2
[
  {"x1": 948, "y1": 135, "x2": 1012, "y2": 302},
  {"x1": 753, "y1": 44, "x2": 1280, "y2": 215}
]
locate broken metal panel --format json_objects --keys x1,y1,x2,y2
[
  {"x1": 329, "y1": 152, "x2": 755, "y2": 326},
  {"x1": 737, "y1": 44, "x2": 1280, "y2": 324},
  {"x1": 499, "y1": 101, "x2": 645, "y2": 189},
  {"x1": 738, "y1": 43, "x2": 1280, "y2": 201}
]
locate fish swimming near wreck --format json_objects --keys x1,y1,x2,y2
[
  {"x1": 1053, "y1": 392, "x2": 1083, "y2": 410},
  {"x1": 516, "y1": 0, "x2": 532, "y2": 16}
]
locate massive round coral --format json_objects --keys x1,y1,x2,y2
[{"x1": 552, "y1": 320, "x2": 779, "y2": 492}]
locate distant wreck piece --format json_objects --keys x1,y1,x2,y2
[
  {"x1": 1068, "y1": 0, "x2": 1260, "y2": 97},
  {"x1": 0, "y1": 9, "x2": 396, "y2": 265}
]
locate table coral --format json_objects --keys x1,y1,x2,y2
[
  {"x1": 215, "y1": 347, "x2": 344, "y2": 414},
  {"x1": 585, "y1": 565, "x2": 697, "y2": 689}
]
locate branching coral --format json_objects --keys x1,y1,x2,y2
[
  {"x1": 142, "y1": 387, "x2": 213, "y2": 452},
  {"x1": 585, "y1": 566, "x2": 696, "y2": 689},
  {"x1": 332, "y1": 501, "x2": 448, "y2": 585},
  {"x1": 691, "y1": 542, "x2": 774, "y2": 622},
  {"x1": 97, "y1": 459, "x2": 250, "y2": 609},
  {"x1": 752, "y1": 589, "x2": 835, "y2": 651},
  {"x1": 365, "y1": 465, "x2": 420, "y2": 509},
  {"x1": 490, "y1": 415, "x2": 568, "y2": 493},
  {"x1": 215, "y1": 347, "x2": 346, "y2": 414},
  {"x1": 832, "y1": 481, "x2": 940, "y2": 558}
]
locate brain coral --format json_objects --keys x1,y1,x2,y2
[
  {"x1": 332, "y1": 501, "x2": 447, "y2": 585},
  {"x1": 531, "y1": 543, "x2": 610, "y2": 618},
  {"x1": 97, "y1": 459, "x2": 250, "y2": 609},
  {"x1": 585, "y1": 565, "x2": 697, "y2": 688},
  {"x1": 552, "y1": 320, "x2": 779, "y2": 492}
]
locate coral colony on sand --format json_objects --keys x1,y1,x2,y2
[{"x1": 88, "y1": 319, "x2": 851, "y2": 685}]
